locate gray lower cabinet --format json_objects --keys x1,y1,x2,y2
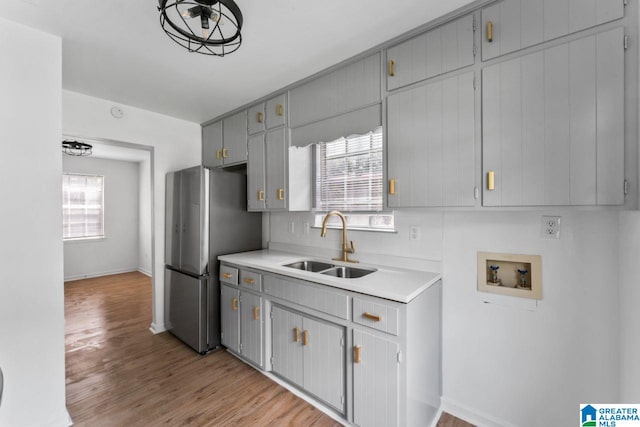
[
  {"x1": 482, "y1": 27, "x2": 624, "y2": 206},
  {"x1": 386, "y1": 13, "x2": 475, "y2": 92},
  {"x1": 353, "y1": 330, "x2": 400, "y2": 427},
  {"x1": 271, "y1": 305, "x2": 346, "y2": 413},
  {"x1": 221, "y1": 282, "x2": 263, "y2": 367},
  {"x1": 220, "y1": 283, "x2": 239, "y2": 353},
  {"x1": 387, "y1": 71, "x2": 476, "y2": 208},
  {"x1": 481, "y1": 0, "x2": 624, "y2": 61}
]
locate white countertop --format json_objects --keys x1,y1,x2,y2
[{"x1": 218, "y1": 249, "x2": 441, "y2": 303}]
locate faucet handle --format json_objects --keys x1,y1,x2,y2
[{"x1": 348, "y1": 240, "x2": 355, "y2": 253}]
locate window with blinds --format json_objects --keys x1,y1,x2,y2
[
  {"x1": 314, "y1": 127, "x2": 394, "y2": 231},
  {"x1": 62, "y1": 174, "x2": 104, "y2": 240},
  {"x1": 315, "y1": 127, "x2": 383, "y2": 211}
]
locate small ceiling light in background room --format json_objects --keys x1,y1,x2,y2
[
  {"x1": 157, "y1": 0, "x2": 243, "y2": 56},
  {"x1": 62, "y1": 140, "x2": 93, "y2": 156}
]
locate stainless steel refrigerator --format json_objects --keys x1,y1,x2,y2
[{"x1": 165, "y1": 166, "x2": 262, "y2": 354}]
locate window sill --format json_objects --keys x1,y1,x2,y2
[{"x1": 64, "y1": 236, "x2": 106, "y2": 244}]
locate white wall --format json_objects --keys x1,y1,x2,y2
[
  {"x1": 63, "y1": 156, "x2": 139, "y2": 281},
  {"x1": 62, "y1": 90, "x2": 201, "y2": 332},
  {"x1": 138, "y1": 157, "x2": 152, "y2": 276},
  {"x1": 268, "y1": 209, "x2": 621, "y2": 427},
  {"x1": 0, "y1": 17, "x2": 69, "y2": 427}
]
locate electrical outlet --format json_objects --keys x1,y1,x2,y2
[
  {"x1": 409, "y1": 225, "x2": 421, "y2": 241},
  {"x1": 540, "y1": 216, "x2": 561, "y2": 239}
]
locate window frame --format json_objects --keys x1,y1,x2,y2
[{"x1": 62, "y1": 173, "x2": 105, "y2": 241}]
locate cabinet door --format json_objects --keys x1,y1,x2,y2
[
  {"x1": 203, "y1": 121, "x2": 223, "y2": 168},
  {"x1": 481, "y1": 0, "x2": 624, "y2": 61},
  {"x1": 387, "y1": 72, "x2": 475, "y2": 208},
  {"x1": 302, "y1": 316, "x2": 345, "y2": 413},
  {"x1": 240, "y1": 292, "x2": 263, "y2": 367},
  {"x1": 266, "y1": 94, "x2": 286, "y2": 129},
  {"x1": 271, "y1": 306, "x2": 304, "y2": 388},
  {"x1": 220, "y1": 284, "x2": 240, "y2": 353},
  {"x1": 482, "y1": 28, "x2": 624, "y2": 206},
  {"x1": 247, "y1": 134, "x2": 266, "y2": 211},
  {"x1": 265, "y1": 128, "x2": 287, "y2": 210},
  {"x1": 353, "y1": 330, "x2": 399, "y2": 427},
  {"x1": 222, "y1": 111, "x2": 248, "y2": 165},
  {"x1": 289, "y1": 53, "x2": 381, "y2": 127},
  {"x1": 386, "y1": 14, "x2": 474, "y2": 91},
  {"x1": 247, "y1": 103, "x2": 265, "y2": 135}
]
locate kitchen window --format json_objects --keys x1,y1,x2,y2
[
  {"x1": 314, "y1": 127, "x2": 394, "y2": 231},
  {"x1": 62, "y1": 173, "x2": 105, "y2": 240}
]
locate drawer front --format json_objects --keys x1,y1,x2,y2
[
  {"x1": 353, "y1": 297, "x2": 399, "y2": 336},
  {"x1": 240, "y1": 270, "x2": 262, "y2": 291},
  {"x1": 264, "y1": 276, "x2": 349, "y2": 320},
  {"x1": 220, "y1": 265, "x2": 239, "y2": 285}
]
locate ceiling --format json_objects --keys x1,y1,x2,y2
[{"x1": 1, "y1": 0, "x2": 477, "y2": 124}]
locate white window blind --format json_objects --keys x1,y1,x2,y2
[
  {"x1": 62, "y1": 174, "x2": 104, "y2": 240},
  {"x1": 315, "y1": 127, "x2": 383, "y2": 212}
]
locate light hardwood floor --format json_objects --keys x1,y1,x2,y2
[{"x1": 65, "y1": 272, "x2": 473, "y2": 427}]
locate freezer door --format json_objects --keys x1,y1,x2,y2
[{"x1": 165, "y1": 268, "x2": 207, "y2": 353}]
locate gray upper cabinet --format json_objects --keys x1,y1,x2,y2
[
  {"x1": 266, "y1": 93, "x2": 287, "y2": 129},
  {"x1": 222, "y1": 110, "x2": 248, "y2": 165},
  {"x1": 202, "y1": 121, "x2": 223, "y2": 168},
  {"x1": 247, "y1": 103, "x2": 265, "y2": 135},
  {"x1": 248, "y1": 93, "x2": 287, "y2": 136},
  {"x1": 481, "y1": 0, "x2": 624, "y2": 61},
  {"x1": 482, "y1": 27, "x2": 624, "y2": 206},
  {"x1": 247, "y1": 134, "x2": 266, "y2": 211},
  {"x1": 387, "y1": 72, "x2": 476, "y2": 208},
  {"x1": 289, "y1": 53, "x2": 381, "y2": 128},
  {"x1": 265, "y1": 128, "x2": 287, "y2": 210},
  {"x1": 386, "y1": 14, "x2": 475, "y2": 92}
]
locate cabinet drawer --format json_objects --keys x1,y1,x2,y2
[
  {"x1": 353, "y1": 298, "x2": 399, "y2": 336},
  {"x1": 264, "y1": 276, "x2": 349, "y2": 320},
  {"x1": 220, "y1": 265, "x2": 239, "y2": 285},
  {"x1": 240, "y1": 270, "x2": 262, "y2": 291}
]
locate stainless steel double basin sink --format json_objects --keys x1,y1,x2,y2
[{"x1": 284, "y1": 260, "x2": 376, "y2": 279}]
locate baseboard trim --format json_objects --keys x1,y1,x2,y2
[
  {"x1": 66, "y1": 407, "x2": 73, "y2": 426},
  {"x1": 138, "y1": 268, "x2": 152, "y2": 277},
  {"x1": 149, "y1": 322, "x2": 167, "y2": 334},
  {"x1": 64, "y1": 268, "x2": 139, "y2": 282},
  {"x1": 441, "y1": 396, "x2": 515, "y2": 427}
]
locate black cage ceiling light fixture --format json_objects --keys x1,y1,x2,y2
[
  {"x1": 158, "y1": 0, "x2": 243, "y2": 56},
  {"x1": 62, "y1": 140, "x2": 93, "y2": 157}
]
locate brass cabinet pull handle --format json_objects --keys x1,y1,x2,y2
[
  {"x1": 277, "y1": 188, "x2": 284, "y2": 200},
  {"x1": 276, "y1": 103, "x2": 284, "y2": 116},
  {"x1": 257, "y1": 112, "x2": 263, "y2": 123},
  {"x1": 487, "y1": 21, "x2": 493, "y2": 42},
  {"x1": 388, "y1": 59, "x2": 395, "y2": 77},
  {"x1": 222, "y1": 272, "x2": 232, "y2": 279},
  {"x1": 389, "y1": 179, "x2": 396, "y2": 195},
  {"x1": 354, "y1": 345, "x2": 361, "y2": 364},
  {"x1": 222, "y1": 148, "x2": 229, "y2": 158},
  {"x1": 302, "y1": 330, "x2": 309, "y2": 346},
  {"x1": 363, "y1": 312, "x2": 382, "y2": 322},
  {"x1": 216, "y1": 149, "x2": 221, "y2": 160},
  {"x1": 253, "y1": 306, "x2": 259, "y2": 320},
  {"x1": 231, "y1": 298, "x2": 238, "y2": 311},
  {"x1": 487, "y1": 170, "x2": 495, "y2": 191},
  {"x1": 244, "y1": 277, "x2": 255, "y2": 285},
  {"x1": 294, "y1": 327, "x2": 300, "y2": 343},
  {"x1": 258, "y1": 190, "x2": 264, "y2": 201}
]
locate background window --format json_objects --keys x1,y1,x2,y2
[
  {"x1": 62, "y1": 174, "x2": 104, "y2": 240},
  {"x1": 314, "y1": 127, "x2": 394, "y2": 231}
]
